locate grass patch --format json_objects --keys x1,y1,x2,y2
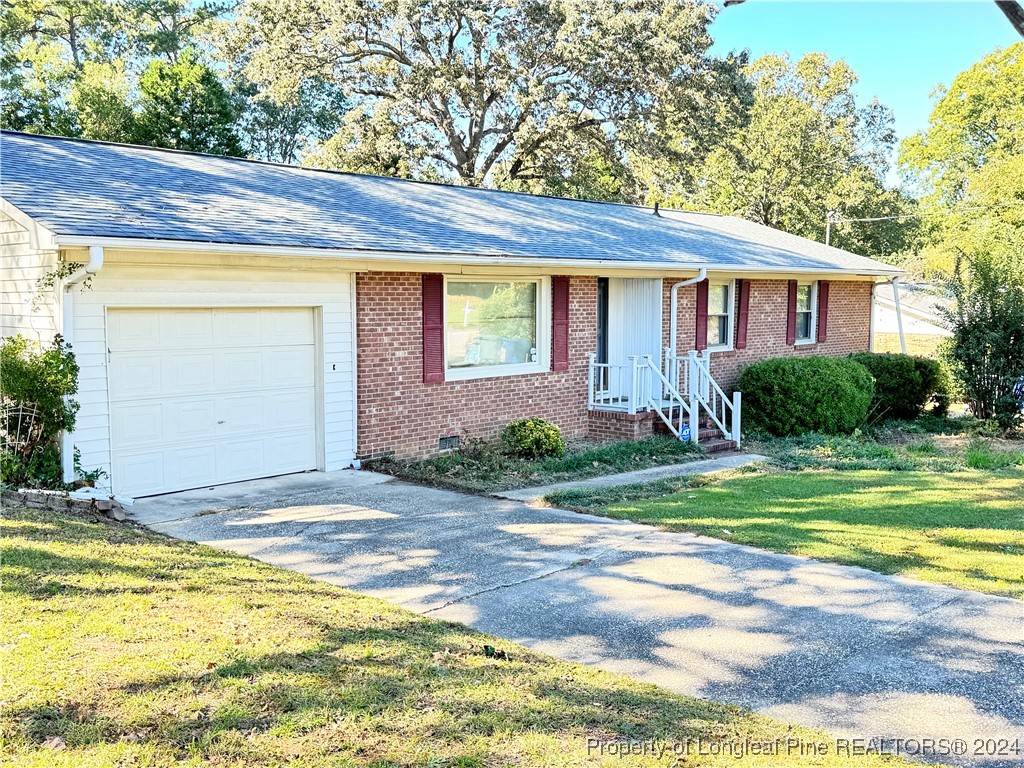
[
  {"x1": 368, "y1": 435, "x2": 702, "y2": 493},
  {"x1": 551, "y1": 469, "x2": 1024, "y2": 598},
  {"x1": 964, "y1": 439, "x2": 1024, "y2": 469},
  {"x1": 0, "y1": 508, "x2": 916, "y2": 768}
]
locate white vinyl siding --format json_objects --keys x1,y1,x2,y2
[
  {"x1": 68, "y1": 262, "x2": 356, "y2": 496},
  {"x1": 0, "y1": 210, "x2": 58, "y2": 342}
]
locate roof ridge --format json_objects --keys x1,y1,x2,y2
[{"x1": 0, "y1": 129, "x2": 726, "y2": 218}]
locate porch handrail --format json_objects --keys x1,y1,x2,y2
[
  {"x1": 687, "y1": 350, "x2": 742, "y2": 447},
  {"x1": 641, "y1": 355, "x2": 694, "y2": 440}
]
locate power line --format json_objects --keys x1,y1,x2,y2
[{"x1": 824, "y1": 201, "x2": 1024, "y2": 245}]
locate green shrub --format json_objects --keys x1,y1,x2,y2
[
  {"x1": 848, "y1": 352, "x2": 950, "y2": 421},
  {"x1": 964, "y1": 440, "x2": 1024, "y2": 470},
  {"x1": 738, "y1": 356, "x2": 874, "y2": 436},
  {"x1": 501, "y1": 418, "x2": 566, "y2": 459},
  {"x1": 0, "y1": 334, "x2": 79, "y2": 489}
]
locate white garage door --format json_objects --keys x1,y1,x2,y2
[{"x1": 108, "y1": 307, "x2": 318, "y2": 497}]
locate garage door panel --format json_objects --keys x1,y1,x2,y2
[
  {"x1": 165, "y1": 353, "x2": 217, "y2": 394},
  {"x1": 108, "y1": 310, "x2": 161, "y2": 350},
  {"x1": 264, "y1": 389, "x2": 317, "y2": 430},
  {"x1": 268, "y1": 347, "x2": 316, "y2": 387},
  {"x1": 263, "y1": 308, "x2": 315, "y2": 344},
  {"x1": 108, "y1": 307, "x2": 319, "y2": 497},
  {"x1": 111, "y1": 403, "x2": 163, "y2": 445},
  {"x1": 165, "y1": 399, "x2": 218, "y2": 441},
  {"x1": 217, "y1": 309, "x2": 262, "y2": 343},
  {"x1": 109, "y1": 355, "x2": 163, "y2": 400},
  {"x1": 162, "y1": 309, "x2": 214, "y2": 348},
  {"x1": 218, "y1": 351, "x2": 264, "y2": 389}
]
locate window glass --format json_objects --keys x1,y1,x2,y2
[
  {"x1": 709, "y1": 284, "x2": 730, "y2": 315},
  {"x1": 708, "y1": 282, "x2": 732, "y2": 347},
  {"x1": 796, "y1": 284, "x2": 812, "y2": 312},
  {"x1": 446, "y1": 281, "x2": 538, "y2": 369},
  {"x1": 795, "y1": 283, "x2": 814, "y2": 341}
]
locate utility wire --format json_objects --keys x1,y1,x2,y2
[{"x1": 825, "y1": 201, "x2": 1024, "y2": 244}]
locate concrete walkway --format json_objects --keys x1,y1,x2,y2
[
  {"x1": 133, "y1": 470, "x2": 1023, "y2": 767},
  {"x1": 495, "y1": 453, "x2": 766, "y2": 504}
]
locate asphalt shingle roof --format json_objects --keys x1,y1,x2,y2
[{"x1": 0, "y1": 131, "x2": 900, "y2": 275}]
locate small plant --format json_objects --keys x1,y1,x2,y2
[
  {"x1": 501, "y1": 418, "x2": 566, "y2": 459},
  {"x1": 737, "y1": 356, "x2": 874, "y2": 436},
  {"x1": 964, "y1": 440, "x2": 1024, "y2": 470},
  {"x1": 73, "y1": 447, "x2": 109, "y2": 488}
]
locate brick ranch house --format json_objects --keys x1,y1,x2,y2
[{"x1": 1, "y1": 131, "x2": 906, "y2": 498}]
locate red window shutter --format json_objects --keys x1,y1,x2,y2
[
  {"x1": 551, "y1": 276, "x2": 570, "y2": 371},
  {"x1": 735, "y1": 279, "x2": 751, "y2": 350},
  {"x1": 694, "y1": 279, "x2": 709, "y2": 351},
  {"x1": 785, "y1": 280, "x2": 798, "y2": 346},
  {"x1": 422, "y1": 273, "x2": 444, "y2": 383},
  {"x1": 816, "y1": 281, "x2": 830, "y2": 343}
]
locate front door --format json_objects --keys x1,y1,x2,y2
[{"x1": 603, "y1": 277, "x2": 663, "y2": 404}]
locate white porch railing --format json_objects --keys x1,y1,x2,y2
[{"x1": 588, "y1": 349, "x2": 741, "y2": 447}]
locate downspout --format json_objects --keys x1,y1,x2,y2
[
  {"x1": 891, "y1": 276, "x2": 907, "y2": 354},
  {"x1": 60, "y1": 245, "x2": 104, "y2": 483},
  {"x1": 869, "y1": 276, "x2": 907, "y2": 354},
  {"x1": 669, "y1": 268, "x2": 707, "y2": 356}
]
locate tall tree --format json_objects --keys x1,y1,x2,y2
[
  {"x1": 234, "y1": 0, "x2": 739, "y2": 188},
  {"x1": 900, "y1": 43, "x2": 1024, "y2": 276},
  {"x1": 134, "y1": 47, "x2": 242, "y2": 154},
  {"x1": 679, "y1": 52, "x2": 917, "y2": 262}
]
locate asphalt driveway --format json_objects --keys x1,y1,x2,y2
[{"x1": 134, "y1": 469, "x2": 1024, "y2": 767}]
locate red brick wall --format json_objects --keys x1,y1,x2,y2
[
  {"x1": 356, "y1": 272, "x2": 597, "y2": 459},
  {"x1": 662, "y1": 279, "x2": 873, "y2": 390}
]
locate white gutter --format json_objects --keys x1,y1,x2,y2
[
  {"x1": 51, "y1": 235, "x2": 907, "y2": 278},
  {"x1": 60, "y1": 245, "x2": 104, "y2": 484},
  {"x1": 669, "y1": 268, "x2": 707, "y2": 355}
]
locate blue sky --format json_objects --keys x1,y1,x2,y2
[{"x1": 710, "y1": 1, "x2": 1019, "y2": 144}]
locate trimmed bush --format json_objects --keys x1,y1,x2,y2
[
  {"x1": 501, "y1": 418, "x2": 566, "y2": 459},
  {"x1": 848, "y1": 352, "x2": 951, "y2": 421},
  {"x1": 738, "y1": 356, "x2": 874, "y2": 436}
]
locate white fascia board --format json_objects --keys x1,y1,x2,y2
[{"x1": 51, "y1": 234, "x2": 907, "y2": 278}]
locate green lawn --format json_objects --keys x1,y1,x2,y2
[
  {"x1": 369, "y1": 435, "x2": 701, "y2": 493},
  {"x1": 548, "y1": 468, "x2": 1024, "y2": 598},
  {"x1": 1, "y1": 508, "x2": 915, "y2": 768}
]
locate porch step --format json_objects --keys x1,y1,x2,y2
[{"x1": 702, "y1": 438, "x2": 738, "y2": 454}]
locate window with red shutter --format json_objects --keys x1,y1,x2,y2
[
  {"x1": 816, "y1": 281, "x2": 830, "y2": 342},
  {"x1": 786, "y1": 280, "x2": 798, "y2": 346},
  {"x1": 694, "y1": 279, "x2": 709, "y2": 351},
  {"x1": 551, "y1": 276, "x2": 570, "y2": 371},
  {"x1": 422, "y1": 274, "x2": 444, "y2": 383},
  {"x1": 735, "y1": 279, "x2": 751, "y2": 349}
]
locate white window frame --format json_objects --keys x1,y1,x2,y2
[
  {"x1": 794, "y1": 281, "x2": 818, "y2": 345},
  {"x1": 443, "y1": 275, "x2": 551, "y2": 381},
  {"x1": 706, "y1": 279, "x2": 736, "y2": 352}
]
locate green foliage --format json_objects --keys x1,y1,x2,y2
[
  {"x1": 737, "y1": 356, "x2": 874, "y2": 436},
  {"x1": 940, "y1": 250, "x2": 1024, "y2": 430},
  {"x1": 900, "y1": 43, "x2": 1024, "y2": 278},
  {"x1": 1, "y1": 335, "x2": 80, "y2": 438},
  {"x1": 234, "y1": 0, "x2": 741, "y2": 190},
  {"x1": 677, "y1": 52, "x2": 918, "y2": 262},
  {"x1": 371, "y1": 435, "x2": 699, "y2": 493},
  {"x1": 848, "y1": 352, "x2": 949, "y2": 421},
  {"x1": 135, "y1": 48, "x2": 242, "y2": 155},
  {"x1": 501, "y1": 418, "x2": 566, "y2": 459},
  {"x1": 964, "y1": 440, "x2": 1024, "y2": 470},
  {"x1": 0, "y1": 335, "x2": 79, "y2": 490}
]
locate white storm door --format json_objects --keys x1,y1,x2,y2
[{"x1": 107, "y1": 307, "x2": 318, "y2": 497}]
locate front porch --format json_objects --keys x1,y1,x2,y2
[{"x1": 587, "y1": 348, "x2": 742, "y2": 449}]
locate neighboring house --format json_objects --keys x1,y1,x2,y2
[
  {"x1": 872, "y1": 281, "x2": 952, "y2": 357},
  {"x1": 1, "y1": 131, "x2": 904, "y2": 498}
]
